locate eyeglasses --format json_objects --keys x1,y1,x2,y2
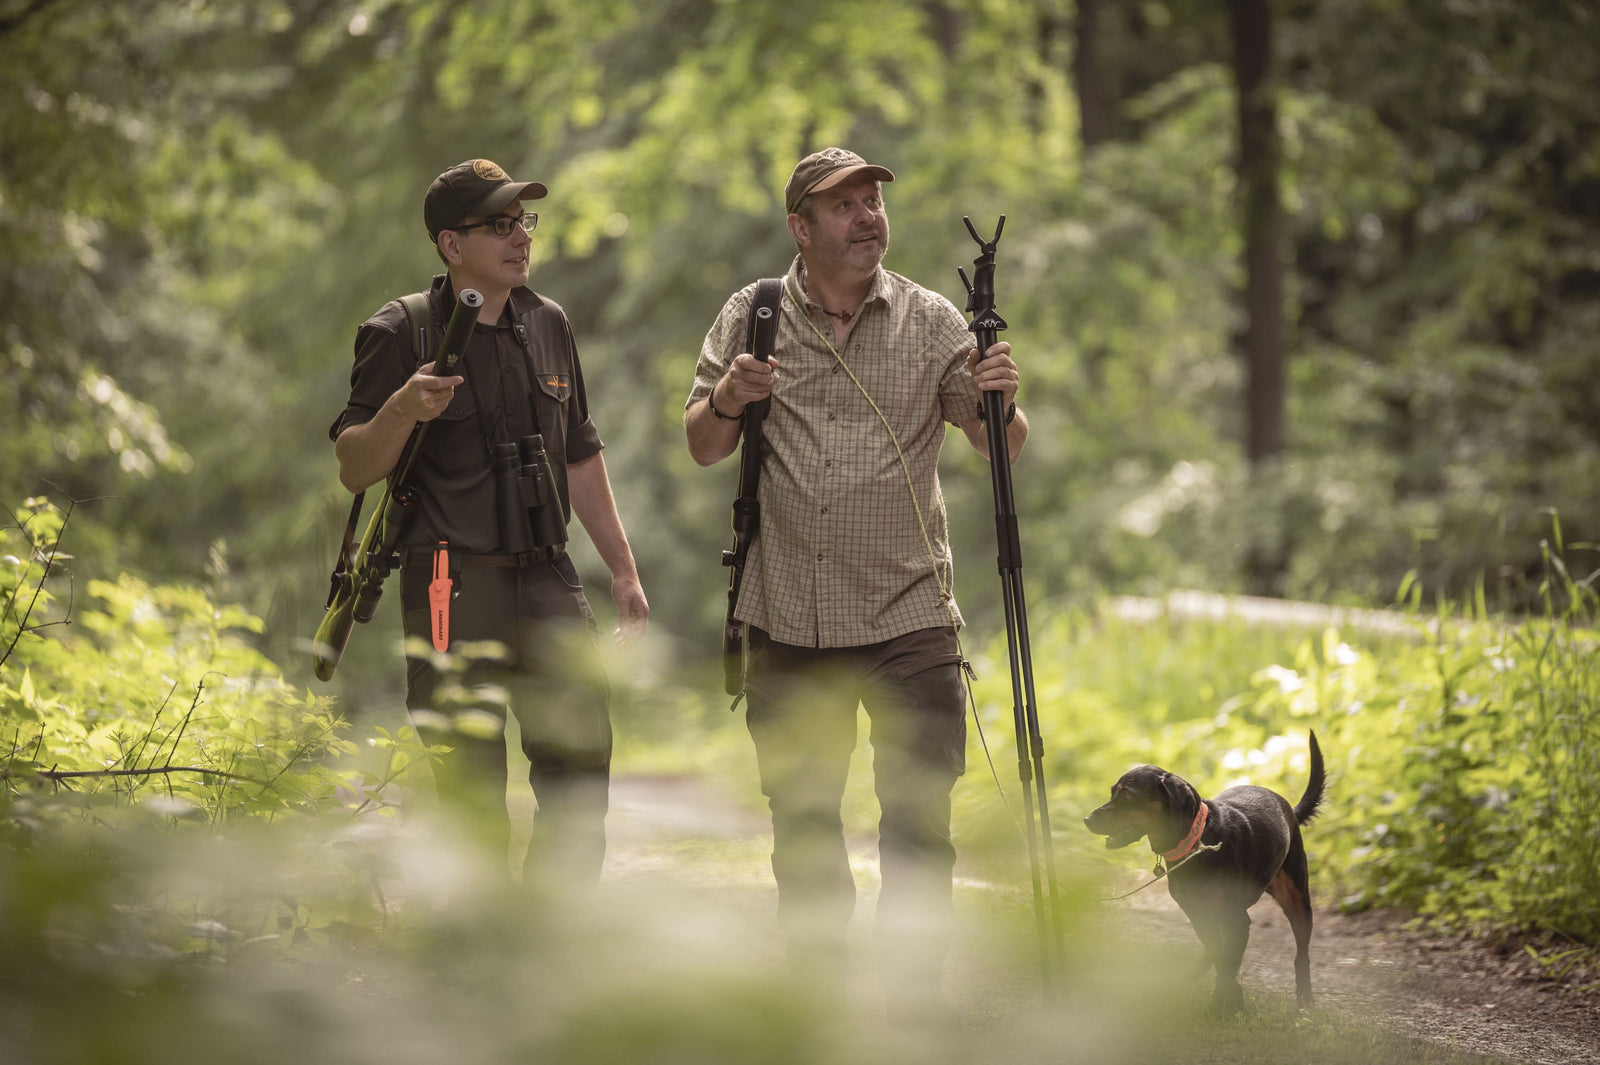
[{"x1": 452, "y1": 212, "x2": 538, "y2": 238}]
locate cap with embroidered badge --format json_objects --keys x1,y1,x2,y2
[
  {"x1": 424, "y1": 159, "x2": 548, "y2": 240},
  {"x1": 784, "y1": 147, "x2": 895, "y2": 216}
]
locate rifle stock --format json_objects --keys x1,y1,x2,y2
[{"x1": 312, "y1": 287, "x2": 483, "y2": 681}]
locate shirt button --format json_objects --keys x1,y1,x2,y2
[
  {"x1": 820, "y1": 506, "x2": 829, "y2": 514},
  {"x1": 816, "y1": 553, "x2": 824, "y2": 561},
  {"x1": 827, "y1": 412, "x2": 836, "y2": 421},
  {"x1": 824, "y1": 459, "x2": 832, "y2": 468}
]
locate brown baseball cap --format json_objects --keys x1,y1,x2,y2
[
  {"x1": 424, "y1": 159, "x2": 548, "y2": 239},
  {"x1": 784, "y1": 147, "x2": 895, "y2": 216}
]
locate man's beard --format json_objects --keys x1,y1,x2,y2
[{"x1": 817, "y1": 224, "x2": 889, "y2": 273}]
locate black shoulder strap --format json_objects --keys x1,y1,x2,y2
[
  {"x1": 736, "y1": 277, "x2": 783, "y2": 500},
  {"x1": 721, "y1": 277, "x2": 784, "y2": 699},
  {"x1": 400, "y1": 292, "x2": 433, "y2": 367},
  {"x1": 745, "y1": 278, "x2": 782, "y2": 365}
]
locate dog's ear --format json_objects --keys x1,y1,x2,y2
[{"x1": 1158, "y1": 771, "x2": 1196, "y2": 819}]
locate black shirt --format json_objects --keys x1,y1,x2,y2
[{"x1": 329, "y1": 274, "x2": 604, "y2": 553}]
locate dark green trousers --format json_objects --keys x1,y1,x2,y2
[
  {"x1": 401, "y1": 552, "x2": 611, "y2": 884},
  {"x1": 743, "y1": 627, "x2": 967, "y2": 988}
]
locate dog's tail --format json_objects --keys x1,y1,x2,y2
[{"x1": 1294, "y1": 730, "x2": 1326, "y2": 825}]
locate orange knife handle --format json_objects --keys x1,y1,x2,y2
[{"x1": 428, "y1": 542, "x2": 453, "y2": 653}]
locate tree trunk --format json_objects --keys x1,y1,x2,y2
[
  {"x1": 1074, "y1": 0, "x2": 1108, "y2": 151},
  {"x1": 923, "y1": 1, "x2": 961, "y2": 63},
  {"x1": 1228, "y1": 0, "x2": 1288, "y2": 594}
]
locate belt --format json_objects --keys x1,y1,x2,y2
[{"x1": 403, "y1": 545, "x2": 565, "y2": 568}]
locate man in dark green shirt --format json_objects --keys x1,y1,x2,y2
[{"x1": 330, "y1": 159, "x2": 647, "y2": 883}]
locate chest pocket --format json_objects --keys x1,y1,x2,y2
[
  {"x1": 420, "y1": 376, "x2": 489, "y2": 477},
  {"x1": 517, "y1": 314, "x2": 578, "y2": 459},
  {"x1": 535, "y1": 372, "x2": 572, "y2": 403},
  {"x1": 438, "y1": 386, "x2": 479, "y2": 422}
]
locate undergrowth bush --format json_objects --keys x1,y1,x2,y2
[
  {"x1": 981, "y1": 524, "x2": 1599, "y2": 946},
  {"x1": 1, "y1": 499, "x2": 439, "y2": 950}
]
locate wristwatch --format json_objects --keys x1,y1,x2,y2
[
  {"x1": 976, "y1": 399, "x2": 1017, "y2": 425},
  {"x1": 709, "y1": 386, "x2": 741, "y2": 421}
]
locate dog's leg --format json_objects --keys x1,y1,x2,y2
[
  {"x1": 1267, "y1": 844, "x2": 1315, "y2": 1008},
  {"x1": 1190, "y1": 906, "x2": 1249, "y2": 1015}
]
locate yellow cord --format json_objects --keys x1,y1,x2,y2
[
  {"x1": 781, "y1": 277, "x2": 1027, "y2": 842},
  {"x1": 782, "y1": 277, "x2": 955, "y2": 620}
]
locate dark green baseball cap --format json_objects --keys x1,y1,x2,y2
[{"x1": 424, "y1": 159, "x2": 547, "y2": 239}]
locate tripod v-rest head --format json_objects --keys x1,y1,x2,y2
[{"x1": 957, "y1": 215, "x2": 1008, "y2": 336}]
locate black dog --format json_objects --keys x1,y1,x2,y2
[{"x1": 1084, "y1": 732, "x2": 1325, "y2": 1012}]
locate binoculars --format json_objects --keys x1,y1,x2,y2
[{"x1": 493, "y1": 434, "x2": 567, "y2": 555}]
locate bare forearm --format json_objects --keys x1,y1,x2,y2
[
  {"x1": 959, "y1": 406, "x2": 1029, "y2": 464},
  {"x1": 567, "y1": 453, "x2": 638, "y2": 580},
  {"x1": 1003, "y1": 407, "x2": 1029, "y2": 462},
  {"x1": 684, "y1": 386, "x2": 743, "y2": 466},
  {"x1": 568, "y1": 452, "x2": 649, "y2": 639},
  {"x1": 334, "y1": 401, "x2": 417, "y2": 493},
  {"x1": 686, "y1": 354, "x2": 780, "y2": 466},
  {"x1": 335, "y1": 361, "x2": 463, "y2": 493}
]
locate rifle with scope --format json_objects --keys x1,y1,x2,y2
[{"x1": 312, "y1": 287, "x2": 483, "y2": 682}]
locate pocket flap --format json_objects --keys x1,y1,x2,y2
[
  {"x1": 535, "y1": 372, "x2": 572, "y2": 403},
  {"x1": 438, "y1": 387, "x2": 478, "y2": 421}
]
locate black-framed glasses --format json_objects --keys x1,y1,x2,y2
[{"x1": 453, "y1": 212, "x2": 538, "y2": 238}]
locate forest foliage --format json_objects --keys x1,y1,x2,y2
[
  {"x1": 3, "y1": 0, "x2": 1600, "y2": 1052},
  {"x1": 4, "y1": 0, "x2": 1598, "y2": 675}
]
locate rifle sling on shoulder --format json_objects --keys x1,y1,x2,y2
[
  {"x1": 327, "y1": 293, "x2": 433, "y2": 606},
  {"x1": 721, "y1": 277, "x2": 783, "y2": 698}
]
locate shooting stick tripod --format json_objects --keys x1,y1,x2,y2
[{"x1": 958, "y1": 216, "x2": 1065, "y2": 994}]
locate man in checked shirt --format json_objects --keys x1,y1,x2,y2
[{"x1": 684, "y1": 147, "x2": 1027, "y2": 1018}]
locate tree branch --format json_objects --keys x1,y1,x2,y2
[
  {"x1": 32, "y1": 764, "x2": 267, "y2": 785},
  {"x1": 0, "y1": 0, "x2": 64, "y2": 39},
  {"x1": 2, "y1": 498, "x2": 75, "y2": 669}
]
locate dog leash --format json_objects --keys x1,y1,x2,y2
[{"x1": 1097, "y1": 839, "x2": 1224, "y2": 902}]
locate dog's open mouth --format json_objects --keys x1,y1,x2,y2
[{"x1": 1103, "y1": 825, "x2": 1146, "y2": 849}]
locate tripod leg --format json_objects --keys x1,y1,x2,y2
[
  {"x1": 1007, "y1": 571, "x2": 1065, "y2": 964},
  {"x1": 999, "y1": 572, "x2": 1053, "y2": 994}
]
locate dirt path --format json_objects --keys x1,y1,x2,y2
[
  {"x1": 601, "y1": 774, "x2": 1600, "y2": 1065},
  {"x1": 1110, "y1": 874, "x2": 1599, "y2": 1064}
]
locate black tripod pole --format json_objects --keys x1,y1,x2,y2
[{"x1": 958, "y1": 216, "x2": 1065, "y2": 995}]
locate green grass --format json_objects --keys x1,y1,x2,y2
[
  {"x1": 1, "y1": 811, "x2": 1531, "y2": 1065},
  {"x1": 7, "y1": 500, "x2": 1593, "y2": 1063}
]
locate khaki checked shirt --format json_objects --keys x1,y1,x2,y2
[{"x1": 688, "y1": 256, "x2": 983, "y2": 648}]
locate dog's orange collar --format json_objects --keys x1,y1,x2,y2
[{"x1": 1161, "y1": 801, "x2": 1210, "y2": 862}]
